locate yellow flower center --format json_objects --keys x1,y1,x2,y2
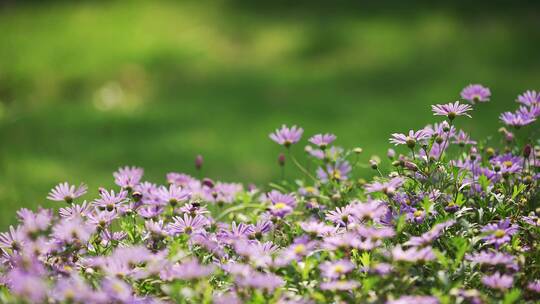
[
  {"x1": 503, "y1": 161, "x2": 513, "y2": 168},
  {"x1": 293, "y1": 244, "x2": 306, "y2": 254},
  {"x1": 274, "y1": 202, "x2": 287, "y2": 210},
  {"x1": 333, "y1": 265, "x2": 345, "y2": 273},
  {"x1": 494, "y1": 229, "x2": 506, "y2": 238},
  {"x1": 305, "y1": 187, "x2": 315, "y2": 193},
  {"x1": 413, "y1": 210, "x2": 423, "y2": 217},
  {"x1": 112, "y1": 282, "x2": 125, "y2": 293}
]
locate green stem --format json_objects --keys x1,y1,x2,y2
[
  {"x1": 288, "y1": 149, "x2": 318, "y2": 182},
  {"x1": 216, "y1": 203, "x2": 266, "y2": 221}
]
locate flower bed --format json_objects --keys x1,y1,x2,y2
[{"x1": 1, "y1": 85, "x2": 539, "y2": 303}]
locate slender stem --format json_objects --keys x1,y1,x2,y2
[
  {"x1": 438, "y1": 121, "x2": 453, "y2": 162},
  {"x1": 216, "y1": 203, "x2": 266, "y2": 221},
  {"x1": 288, "y1": 149, "x2": 318, "y2": 182}
]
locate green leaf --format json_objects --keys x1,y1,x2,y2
[
  {"x1": 396, "y1": 214, "x2": 407, "y2": 233},
  {"x1": 478, "y1": 174, "x2": 489, "y2": 192},
  {"x1": 455, "y1": 193, "x2": 465, "y2": 207},
  {"x1": 503, "y1": 289, "x2": 521, "y2": 304},
  {"x1": 451, "y1": 237, "x2": 469, "y2": 269},
  {"x1": 511, "y1": 184, "x2": 526, "y2": 200}
]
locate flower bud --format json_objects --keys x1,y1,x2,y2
[
  {"x1": 132, "y1": 191, "x2": 142, "y2": 202},
  {"x1": 195, "y1": 155, "x2": 203, "y2": 170},
  {"x1": 404, "y1": 161, "x2": 418, "y2": 171},
  {"x1": 353, "y1": 147, "x2": 364, "y2": 154},
  {"x1": 523, "y1": 144, "x2": 532, "y2": 158},
  {"x1": 485, "y1": 147, "x2": 495, "y2": 158},
  {"x1": 202, "y1": 178, "x2": 214, "y2": 188},
  {"x1": 278, "y1": 153, "x2": 286, "y2": 167},
  {"x1": 387, "y1": 148, "x2": 396, "y2": 159}
]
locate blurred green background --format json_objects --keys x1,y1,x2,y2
[{"x1": 1, "y1": 0, "x2": 539, "y2": 229}]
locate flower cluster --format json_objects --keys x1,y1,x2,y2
[{"x1": 1, "y1": 85, "x2": 539, "y2": 303}]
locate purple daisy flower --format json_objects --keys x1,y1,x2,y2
[
  {"x1": 320, "y1": 280, "x2": 359, "y2": 291},
  {"x1": 316, "y1": 161, "x2": 352, "y2": 183},
  {"x1": 356, "y1": 226, "x2": 395, "y2": 240},
  {"x1": 93, "y1": 189, "x2": 128, "y2": 212},
  {"x1": 309, "y1": 133, "x2": 336, "y2": 149},
  {"x1": 387, "y1": 295, "x2": 439, "y2": 304},
  {"x1": 275, "y1": 236, "x2": 318, "y2": 266},
  {"x1": 500, "y1": 111, "x2": 536, "y2": 128},
  {"x1": 528, "y1": 280, "x2": 540, "y2": 293},
  {"x1": 365, "y1": 177, "x2": 404, "y2": 195},
  {"x1": 160, "y1": 258, "x2": 215, "y2": 281},
  {"x1": 157, "y1": 185, "x2": 191, "y2": 207},
  {"x1": 59, "y1": 201, "x2": 92, "y2": 218},
  {"x1": 461, "y1": 84, "x2": 491, "y2": 103},
  {"x1": 466, "y1": 251, "x2": 518, "y2": 271},
  {"x1": 522, "y1": 214, "x2": 540, "y2": 227},
  {"x1": 113, "y1": 166, "x2": 144, "y2": 189},
  {"x1": 47, "y1": 182, "x2": 87, "y2": 203},
  {"x1": 481, "y1": 218, "x2": 518, "y2": 248},
  {"x1": 326, "y1": 205, "x2": 357, "y2": 226},
  {"x1": 51, "y1": 275, "x2": 100, "y2": 303},
  {"x1": 87, "y1": 210, "x2": 118, "y2": 229},
  {"x1": 432, "y1": 101, "x2": 472, "y2": 120},
  {"x1": 517, "y1": 90, "x2": 540, "y2": 106},
  {"x1": 167, "y1": 214, "x2": 209, "y2": 235},
  {"x1": 481, "y1": 272, "x2": 513, "y2": 291},
  {"x1": 52, "y1": 217, "x2": 96, "y2": 244},
  {"x1": 352, "y1": 199, "x2": 389, "y2": 222},
  {"x1": 217, "y1": 222, "x2": 255, "y2": 244},
  {"x1": 452, "y1": 130, "x2": 476, "y2": 146},
  {"x1": 0, "y1": 225, "x2": 25, "y2": 251},
  {"x1": 404, "y1": 220, "x2": 455, "y2": 247},
  {"x1": 391, "y1": 246, "x2": 435, "y2": 263},
  {"x1": 235, "y1": 271, "x2": 284, "y2": 292},
  {"x1": 166, "y1": 172, "x2": 197, "y2": 186},
  {"x1": 17, "y1": 208, "x2": 52, "y2": 235},
  {"x1": 101, "y1": 277, "x2": 134, "y2": 302},
  {"x1": 267, "y1": 190, "x2": 297, "y2": 207},
  {"x1": 269, "y1": 125, "x2": 303, "y2": 147},
  {"x1": 300, "y1": 221, "x2": 339, "y2": 238},
  {"x1": 389, "y1": 129, "x2": 430, "y2": 148},
  {"x1": 6, "y1": 269, "x2": 47, "y2": 303}
]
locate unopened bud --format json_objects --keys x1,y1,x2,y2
[
  {"x1": 278, "y1": 153, "x2": 286, "y2": 167},
  {"x1": 353, "y1": 147, "x2": 364, "y2": 154},
  {"x1": 404, "y1": 161, "x2": 418, "y2": 171},
  {"x1": 523, "y1": 144, "x2": 532, "y2": 158},
  {"x1": 195, "y1": 155, "x2": 203, "y2": 170},
  {"x1": 370, "y1": 159, "x2": 378, "y2": 170},
  {"x1": 202, "y1": 178, "x2": 214, "y2": 188},
  {"x1": 132, "y1": 191, "x2": 142, "y2": 202}
]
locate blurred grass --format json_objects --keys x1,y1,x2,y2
[{"x1": 0, "y1": 0, "x2": 539, "y2": 229}]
